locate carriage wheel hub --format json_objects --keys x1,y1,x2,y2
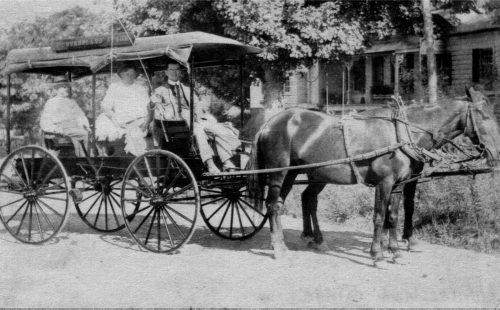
[
  {"x1": 151, "y1": 196, "x2": 165, "y2": 207},
  {"x1": 23, "y1": 189, "x2": 37, "y2": 200}
]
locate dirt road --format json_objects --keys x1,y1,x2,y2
[{"x1": 0, "y1": 210, "x2": 499, "y2": 308}]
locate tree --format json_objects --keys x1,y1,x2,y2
[{"x1": 421, "y1": 0, "x2": 438, "y2": 105}]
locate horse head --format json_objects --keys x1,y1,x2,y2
[{"x1": 463, "y1": 87, "x2": 500, "y2": 164}]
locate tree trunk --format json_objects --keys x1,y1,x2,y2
[
  {"x1": 262, "y1": 69, "x2": 284, "y2": 109},
  {"x1": 421, "y1": 0, "x2": 438, "y2": 106},
  {"x1": 242, "y1": 69, "x2": 284, "y2": 139}
]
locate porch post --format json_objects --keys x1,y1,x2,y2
[
  {"x1": 364, "y1": 56, "x2": 372, "y2": 104},
  {"x1": 91, "y1": 73, "x2": 96, "y2": 155},
  {"x1": 345, "y1": 60, "x2": 353, "y2": 104},
  {"x1": 6, "y1": 74, "x2": 11, "y2": 154},
  {"x1": 394, "y1": 53, "x2": 404, "y2": 96}
]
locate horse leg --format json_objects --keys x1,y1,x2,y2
[
  {"x1": 402, "y1": 181, "x2": 417, "y2": 251},
  {"x1": 302, "y1": 183, "x2": 327, "y2": 251},
  {"x1": 384, "y1": 191, "x2": 402, "y2": 260},
  {"x1": 266, "y1": 172, "x2": 289, "y2": 259},
  {"x1": 370, "y1": 179, "x2": 394, "y2": 262}
]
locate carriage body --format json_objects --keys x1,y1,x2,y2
[{"x1": 0, "y1": 32, "x2": 267, "y2": 252}]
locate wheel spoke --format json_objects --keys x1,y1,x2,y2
[
  {"x1": 15, "y1": 201, "x2": 30, "y2": 235},
  {"x1": 144, "y1": 209, "x2": 157, "y2": 245},
  {"x1": 159, "y1": 208, "x2": 174, "y2": 247},
  {"x1": 229, "y1": 202, "x2": 234, "y2": 238},
  {"x1": 35, "y1": 153, "x2": 48, "y2": 185},
  {"x1": 108, "y1": 191, "x2": 122, "y2": 228},
  {"x1": 165, "y1": 184, "x2": 193, "y2": 200},
  {"x1": 238, "y1": 200, "x2": 258, "y2": 229},
  {"x1": 162, "y1": 207, "x2": 186, "y2": 239},
  {"x1": 122, "y1": 198, "x2": 150, "y2": 203},
  {"x1": 156, "y1": 207, "x2": 161, "y2": 251},
  {"x1": 201, "y1": 196, "x2": 226, "y2": 207},
  {"x1": 0, "y1": 189, "x2": 24, "y2": 195},
  {"x1": 30, "y1": 149, "x2": 35, "y2": 187},
  {"x1": 165, "y1": 204, "x2": 194, "y2": 224},
  {"x1": 0, "y1": 197, "x2": 25, "y2": 209},
  {"x1": 40, "y1": 166, "x2": 59, "y2": 188},
  {"x1": 163, "y1": 171, "x2": 182, "y2": 194},
  {"x1": 20, "y1": 153, "x2": 30, "y2": 186},
  {"x1": 34, "y1": 200, "x2": 55, "y2": 232},
  {"x1": 132, "y1": 166, "x2": 154, "y2": 196},
  {"x1": 1, "y1": 173, "x2": 23, "y2": 190},
  {"x1": 104, "y1": 194, "x2": 109, "y2": 230},
  {"x1": 143, "y1": 157, "x2": 156, "y2": 194},
  {"x1": 4, "y1": 200, "x2": 28, "y2": 224},
  {"x1": 83, "y1": 193, "x2": 103, "y2": 218},
  {"x1": 33, "y1": 200, "x2": 45, "y2": 240},
  {"x1": 37, "y1": 195, "x2": 66, "y2": 202},
  {"x1": 11, "y1": 161, "x2": 28, "y2": 188},
  {"x1": 235, "y1": 200, "x2": 245, "y2": 236},
  {"x1": 36, "y1": 198, "x2": 64, "y2": 218},
  {"x1": 125, "y1": 181, "x2": 152, "y2": 198},
  {"x1": 93, "y1": 196, "x2": 104, "y2": 227},
  {"x1": 79, "y1": 191, "x2": 100, "y2": 203},
  {"x1": 27, "y1": 201, "x2": 33, "y2": 241},
  {"x1": 239, "y1": 198, "x2": 266, "y2": 217},
  {"x1": 133, "y1": 206, "x2": 154, "y2": 234},
  {"x1": 207, "y1": 199, "x2": 230, "y2": 221},
  {"x1": 217, "y1": 200, "x2": 231, "y2": 232}
]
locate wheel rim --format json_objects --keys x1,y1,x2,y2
[
  {"x1": 200, "y1": 182, "x2": 267, "y2": 240},
  {"x1": 0, "y1": 146, "x2": 69, "y2": 244},
  {"x1": 74, "y1": 176, "x2": 127, "y2": 232},
  {"x1": 121, "y1": 150, "x2": 199, "y2": 253}
]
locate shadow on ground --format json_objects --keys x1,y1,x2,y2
[{"x1": 0, "y1": 213, "x2": 376, "y2": 264}]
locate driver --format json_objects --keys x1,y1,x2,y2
[{"x1": 151, "y1": 62, "x2": 240, "y2": 173}]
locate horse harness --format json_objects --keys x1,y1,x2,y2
[{"x1": 339, "y1": 96, "x2": 482, "y2": 185}]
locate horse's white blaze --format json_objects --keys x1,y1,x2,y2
[{"x1": 297, "y1": 114, "x2": 330, "y2": 157}]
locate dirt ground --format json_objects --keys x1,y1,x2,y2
[{"x1": 0, "y1": 208, "x2": 499, "y2": 308}]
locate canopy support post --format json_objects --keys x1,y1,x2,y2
[
  {"x1": 6, "y1": 74, "x2": 11, "y2": 154},
  {"x1": 240, "y1": 56, "x2": 245, "y2": 127},
  {"x1": 91, "y1": 73, "x2": 97, "y2": 156},
  {"x1": 189, "y1": 58, "x2": 194, "y2": 133}
]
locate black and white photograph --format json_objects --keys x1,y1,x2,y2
[{"x1": 0, "y1": 0, "x2": 499, "y2": 307}]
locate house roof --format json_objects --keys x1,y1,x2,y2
[
  {"x1": 364, "y1": 37, "x2": 420, "y2": 54},
  {"x1": 435, "y1": 11, "x2": 500, "y2": 34}
]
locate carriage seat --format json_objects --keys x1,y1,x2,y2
[
  {"x1": 154, "y1": 120, "x2": 192, "y2": 156},
  {"x1": 42, "y1": 131, "x2": 88, "y2": 157}
]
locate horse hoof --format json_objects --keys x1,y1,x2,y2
[
  {"x1": 311, "y1": 242, "x2": 330, "y2": 252},
  {"x1": 300, "y1": 234, "x2": 314, "y2": 245}
]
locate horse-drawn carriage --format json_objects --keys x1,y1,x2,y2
[
  {"x1": 0, "y1": 31, "x2": 267, "y2": 253},
  {"x1": 2, "y1": 30, "x2": 500, "y2": 260}
]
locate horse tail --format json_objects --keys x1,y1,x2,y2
[{"x1": 248, "y1": 128, "x2": 265, "y2": 212}]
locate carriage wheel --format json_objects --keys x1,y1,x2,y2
[
  {"x1": 73, "y1": 175, "x2": 130, "y2": 232},
  {"x1": 121, "y1": 150, "x2": 199, "y2": 253},
  {"x1": 0, "y1": 145, "x2": 70, "y2": 244},
  {"x1": 200, "y1": 181, "x2": 267, "y2": 240}
]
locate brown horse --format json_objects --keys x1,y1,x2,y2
[{"x1": 249, "y1": 89, "x2": 500, "y2": 261}]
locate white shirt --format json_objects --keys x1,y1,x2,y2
[
  {"x1": 40, "y1": 95, "x2": 89, "y2": 133},
  {"x1": 101, "y1": 80, "x2": 150, "y2": 126}
]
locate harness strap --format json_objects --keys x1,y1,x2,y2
[{"x1": 340, "y1": 119, "x2": 364, "y2": 184}]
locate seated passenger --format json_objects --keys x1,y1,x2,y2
[
  {"x1": 40, "y1": 77, "x2": 89, "y2": 157},
  {"x1": 95, "y1": 63, "x2": 151, "y2": 156},
  {"x1": 151, "y1": 62, "x2": 240, "y2": 173}
]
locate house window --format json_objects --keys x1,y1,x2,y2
[
  {"x1": 472, "y1": 48, "x2": 493, "y2": 86},
  {"x1": 284, "y1": 77, "x2": 291, "y2": 93},
  {"x1": 352, "y1": 58, "x2": 365, "y2": 92}
]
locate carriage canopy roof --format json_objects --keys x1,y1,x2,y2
[{"x1": 1, "y1": 31, "x2": 261, "y2": 76}]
